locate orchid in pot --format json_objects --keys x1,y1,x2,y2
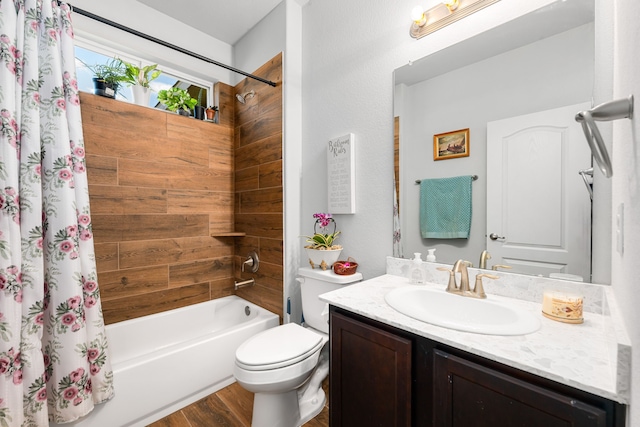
[{"x1": 303, "y1": 213, "x2": 342, "y2": 270}]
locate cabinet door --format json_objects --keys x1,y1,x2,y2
[
  {"x1": 433, "y1": 349, "x2": 607, "y2": 427},
  {"x1": 330, "y1": 311, "x2": 412, "y2": 427}
]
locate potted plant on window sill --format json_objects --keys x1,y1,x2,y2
[
  {"x1": 205, "y1": 105, "x2": 219, "y2": 122},
  {"x1": 83, "y1": 58, "x2": 128, "y2": 99},
  {"x1": 303, "y1": 213, "x2": 342, "y2": 270},
  {"x1": 193, "y1": 88, "x2": 206, "y2": 120},
  {"x1": 157, "y1": 87, "x2": 197, "y2": 116},
  {"x1": 121, "y1": 60, "x2": 161, "y2": 106}
]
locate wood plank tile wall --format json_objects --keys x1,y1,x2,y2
[
  {"x1": 81, "y1": 83, "x2": 237, "y2": 324},
  {"x1": 233, "y1": 53, "x2": 284, "y2": 318}
]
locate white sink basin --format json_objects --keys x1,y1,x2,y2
[{"x1": 385, "y1": 286, "x2": 540, "y2": 335}]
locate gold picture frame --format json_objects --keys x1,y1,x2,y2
[{"x1": 434, "y1": 128, "x2": 470, "y2": 161}]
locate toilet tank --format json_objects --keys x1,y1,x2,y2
[{"x1": 298, "y1": 267, "x2": 362, "y2": 334}]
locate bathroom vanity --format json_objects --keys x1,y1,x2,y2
[{"x1": 322, "y1": 264, "x2": 630, "y2": 427}]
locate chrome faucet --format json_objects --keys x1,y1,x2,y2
[{"x1": 479, "y1": 250, "x2": 491, "y2": 269}]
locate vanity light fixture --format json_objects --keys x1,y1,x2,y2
[
  {"x1": 444, "y1": 0, "x2": 459, "y2": 11},
  {"x1": 410, "y1": 0, "x2": 500, "y2": 39},
  {"x1": 411, "y1": 5, "x2": 427, "y2": 27}
]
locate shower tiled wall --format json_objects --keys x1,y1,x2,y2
[
  {"x1": 82, "y1": 53, "x2": 284, "y2": 325},
  {"x1": 81, "y1": 85, "x2": 237, "y2": 324},
  {"x1": 233, "y1": 53, "x2": 284, "y2": 318}
]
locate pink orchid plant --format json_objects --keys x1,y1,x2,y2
[{"x1": 304, "y1": 213, "x2": 342, "y2": 250}]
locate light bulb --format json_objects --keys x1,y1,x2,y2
[
  {"x1": 444, "y1": 0, "x2": 459, "y2": 11},
  {"x1": 411, "y1": 5, "x2": 427, "y2": 26}
]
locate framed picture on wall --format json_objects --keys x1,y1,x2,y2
[{"x1": 433, "y1": 128, "x2": 470, "y2": 161}]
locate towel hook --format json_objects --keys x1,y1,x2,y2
[{"x1": 575, "y1": 95, "x2": 634, "y2": 178}]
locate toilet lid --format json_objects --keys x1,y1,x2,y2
[{"x1": 236, "y1": 323, "x2": 323, "y2": 371}]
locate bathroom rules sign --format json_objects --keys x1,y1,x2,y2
[{"x1": 328, "y1": 133, "x2": 356, "y2": 214}]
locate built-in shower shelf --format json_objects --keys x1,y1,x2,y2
[{"x1": 211, "y1": 232, "x2": 246, "y2": 237}]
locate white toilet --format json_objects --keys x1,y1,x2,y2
[{"x1": 234, "y1": 267, "x2": 362, "y2": 427}]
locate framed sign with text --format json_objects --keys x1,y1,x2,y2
[{"x1": 327, "y1": 133, "x2": 356, "y2": 214}]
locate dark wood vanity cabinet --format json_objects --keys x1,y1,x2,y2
[
  {"x1": 329, "y1": 307, "x2": 626, "y2": 427},
  {"x1": 329, "y1": 310, "x2": 413, "y2": 426},
  {"x1": 434, "y1": 349, "x2": 612, "y2": 426}
]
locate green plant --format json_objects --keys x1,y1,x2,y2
[
  {"x1": 120, "y1": 59, "x2": 161, "y2": 88},
  {"x1": 197, "y1": 88, "x2": 204, "y2": 107},
  {"x1": 157, "y1": 87, "x2": 198, "y2": 112},
  {"x1": 83, "y1": 58, "x2": 128, "y2": 86},
  {"x1": 304, "y1": 213, "x2": 342, "y2": 249}
]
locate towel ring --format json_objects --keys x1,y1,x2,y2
[{"x1": 575, "y1": 95, "x2": 634, "y2": 178}]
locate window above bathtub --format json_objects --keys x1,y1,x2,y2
[{"x1": 74, "y1": 38, "x2": 214, "y2": 111}]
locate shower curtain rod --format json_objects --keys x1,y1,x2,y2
[{"x1": 60, "y1": 2, "x2": 277, "y2": 87}]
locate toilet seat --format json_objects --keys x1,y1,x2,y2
[{"x1": 236, "y1": 323, "x2": 324, "y2": 371}]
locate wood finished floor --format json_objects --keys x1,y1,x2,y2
[{"x1": 148, "y1": 381, "x2": 329, "y2": 427}]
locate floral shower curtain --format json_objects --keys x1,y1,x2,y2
[{"x1": 0, "y1": 1, "x2": 113, "y2": 425}]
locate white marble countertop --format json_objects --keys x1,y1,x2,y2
[{"x1": 320, "y1": 273, "x2": 631, "y2": 404}]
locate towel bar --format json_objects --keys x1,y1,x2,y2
[{"x1": 415, "y1": 175, "x2": 478, "y2": 184}]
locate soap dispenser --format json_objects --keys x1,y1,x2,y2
[
  {"x1": 426, "y1": 248, "x2": 436, "y2": 262},
  {"x1": 409, "y1": 252, "x2": 426, "y2": 284}
]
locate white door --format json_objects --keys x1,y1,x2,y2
[{"x1": 486, "y1": 103, "x2": 592, "y2": 280}]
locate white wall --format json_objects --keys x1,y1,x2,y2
[
  {"x1": 300, "y1": 0, "x2": 569, "y2": 281},
  {"x1": 70, "y1": 0, "x2": 234, "y2": 84},
  {"x1": 234, "y1": 2, "x2": 286, "y2": 86},
  {"x1": 234, "y1": 0, "x2": 306, "y2": 323},
  {"x1": 282, "y1": 0, "x2": 306, "y2": 324},
  {"x1": 611, "y1": 0, "x2": 640, "y2": 424}
]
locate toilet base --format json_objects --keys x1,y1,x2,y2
[
  {"x1": 250, "y1": 388, "x2": 326, "y2": 427},
  {"x1": 251, "y1": 390, "x2": 300, "y2": 427},
  {"x1": 248, "y1": 349, "x2": 329, "y2": 427},
  {"x1": 298, "y1": 387, "x2": 326, "y2": 426},
  {"x1": 297, "y1": 346, "x2": 329, "y2": 425}
]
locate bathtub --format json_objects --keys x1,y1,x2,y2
[{"x1": 53, "y1": 296, "x2": 279, "y2": 427}]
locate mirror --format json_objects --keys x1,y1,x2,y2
[{"x1": 394, "y1": 0, "x2": 605, "y2": 282}]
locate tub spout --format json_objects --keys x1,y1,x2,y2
[{"x1": 234, "y1": 278, "x2": 255, "y2": 290}]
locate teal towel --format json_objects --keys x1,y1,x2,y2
[{"x1": 420, "y1": 176, "x2": 473, "y2": 239}]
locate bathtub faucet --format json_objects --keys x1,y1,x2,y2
[
  {"x1": 242, "y1": 251, "x2": 260, "y2": 273},
  {"x1": 235, "y1": 278, "x2": 255, "y2": 290}
]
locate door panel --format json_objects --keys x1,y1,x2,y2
[{"x1": 486, "y1": 103, "x2": 591, "y2": 280}]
